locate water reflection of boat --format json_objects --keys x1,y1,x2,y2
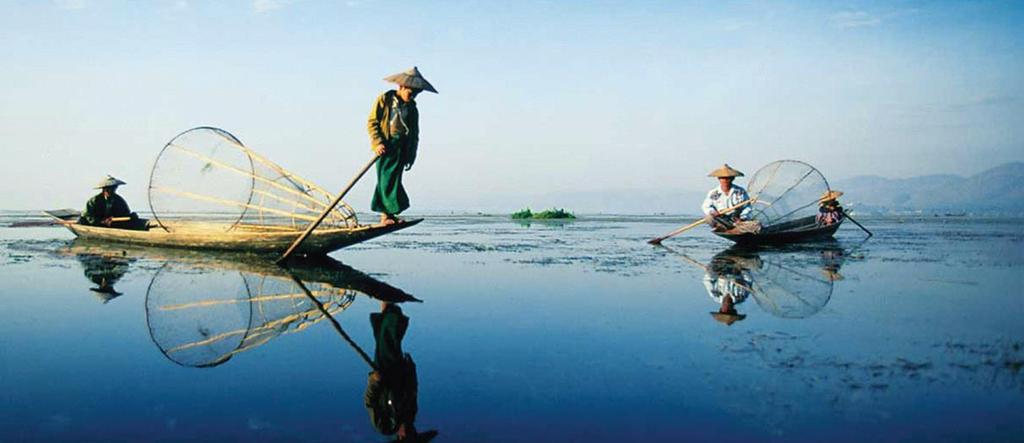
[
  {"x1": 62, "y1": 239, "x2": 417, "y2": 368},
  {"x1": 672, "y1": 243, "x2": 847, "y2": 321},
  {"x1": 64, "y1": 238, "x2": 418, "y2": 302}
]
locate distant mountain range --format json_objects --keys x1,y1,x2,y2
[
  {"x1": 832, "y1": 162, "x2": 1024, "y2": 214},
  {"x1": 422, "y1": 162, "x2": 1024, "y2": 215}
]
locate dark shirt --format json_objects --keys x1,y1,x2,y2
[{"x1": 80, "y1": 192, "x2": 133, "y2": 226}]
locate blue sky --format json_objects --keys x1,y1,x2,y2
[{"x1": 0, "y1": 0, "x2": 1021, "y2": 211}]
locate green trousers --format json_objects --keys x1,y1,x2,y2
[{"x1": 370, "y1": 145, "x2": 410, "y2": 215}]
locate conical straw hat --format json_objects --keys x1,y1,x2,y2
[
  {"x1": 708, "y1": 164, "x2": 744, "y2": 178},
  {"x1": 383, "y1": 66, "x2": 438, "y2": 93},
  {"x1": 821, "y1": 268, "x2": 845, "y2": 282},
  {"x1": 710, "y1": 312, "x2": 746, "y2": 326},
  {"x1": 819, "y1": 190, "x2": 843, "y2": 202},
  {"x1": 95, "y1": 175, "x2": 126, "y2": 189}
]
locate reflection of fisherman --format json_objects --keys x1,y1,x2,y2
[
  {"x1": 77, "y1": 253, "x2": 132, "y2": 303},
  {"x1": 820, "y1": 244, "x2": 845, "y2": 282},
  {"x1": 703, "y1": 252, "x2": 759, "y2": 326},
  {"x1": 817, "y1": 190, "x2": 844, "y2": 227},
  {"x1": 365, "y1": 302, "x2": 420, "y2": 441}
]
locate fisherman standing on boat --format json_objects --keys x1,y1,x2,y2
[
  {"x1": 701, "y1": 164, "x2": 752, "y2": 231},
  {"x1": 367, "y1": 67, "x2": 437, "y2": 226},
  {"x1": 79, "y1": 175, "x2": 139, "y2": 228}
]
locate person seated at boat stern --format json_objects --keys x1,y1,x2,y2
[
  {"x1": 79, "y1": 175, "x2": 142, "y2": 229},
  {"x1": 368, "y1": 67, "x2": 438, "y2": 226},
  {"x1": 701, "y1": 164, "x2": 752, "y2": 232},
  {"x1": 817, "y1": 190, "x2": 844, "y2": 226}
]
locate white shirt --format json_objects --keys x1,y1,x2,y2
[
  {"x1": 701, "y1": 184, "x2": 752, "y2": 219},
  {"x1": 703, "y1": 273, "x2": 752, "y2": 305}
]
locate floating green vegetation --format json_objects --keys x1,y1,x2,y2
[{"x1": 511, "y1": 208, "x2": 576, "y2": 220}]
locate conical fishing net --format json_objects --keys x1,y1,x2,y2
[
  {"x1": 145, "y1": 263, "x2": 357, "y2": 368},
  {"x1": 745, "y1": 160, "x2": 832, "y2": 232},
  {"x1": 744, "y1": 251, "x2": 833, "y2": 319},
  {"x1": 147, "y1": 127, "x2": 358, "y2": 232}
]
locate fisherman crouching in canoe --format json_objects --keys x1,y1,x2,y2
[
  {"x1": 701, "y1": 164, "x2": 758, "y2": 233},
  {"x1": 367, "y1": 67, "x2": 437, "y2": 226},
  {"x1": 817, "y1": 190, "x2": 844, "y2": 226},
  {"x1": 78, "y1": 175, "x2": 141, "y2": 229}
]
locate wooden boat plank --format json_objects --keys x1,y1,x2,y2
[{"x1": 715, "y1": 220, "x2": 842, "y2": 246}]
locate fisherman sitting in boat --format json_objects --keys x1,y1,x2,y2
[
  {"x1": 701, "y1": 164, "x2": 753, "y2": 232},
  {"x1": 816, "y1": 190, "x2": 844, "y2": 226},
  {"x1": 79, "y1": 175, "x2": 140, "y2": 228}
]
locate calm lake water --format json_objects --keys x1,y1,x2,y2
[{"x1": 0, "y1": 213, "x2": 1021, "y2": 442}]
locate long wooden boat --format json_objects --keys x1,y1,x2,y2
[
  {"x1": 714, "y1": 216, "x2": 842, "y2": 246},
  {"x1": 49, "y1": 210, "x2": 421, "y2": 255}
]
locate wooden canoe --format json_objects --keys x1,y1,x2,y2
[
  {"x1": 714, "y1": 216, "x2": 842, "y2": 246},
  {"x1": 50, "y1": 210, "x2": 421, "y2": 255}
]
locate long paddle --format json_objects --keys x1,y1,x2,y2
[
  {"x1": 840, "y1": 209, "x2": 872, "y2": 237},
  {"x1": 647, "y1": 199, "x2": 752, "y2": 245},
  {"x1": 277, "y1": 154, "x2": 380, "y2": 264},
  {"x1": 12, "y1": 216, "x2": 131, "y2": 228}
]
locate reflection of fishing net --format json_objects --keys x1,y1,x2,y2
[
  {"x1": 145, "y1": 263, "x2": 357, "y2": 368},
  {"x1": 745, "y1": 160, "x2": 831, "y2": 232},
  {"x1": 745, "y1": 252, "x2": 833, "y2": 319},
  {"x1": 147, "y1": 127, "x2": 357, "y2": 232}
]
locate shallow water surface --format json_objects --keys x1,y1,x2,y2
[{"x1": 0, "y1": 214, "x2": 1021, "y2": 442}]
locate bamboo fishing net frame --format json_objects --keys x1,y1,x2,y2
[
  {"x1": 147, "y1": 127, "x2": 358, "y2": 233},
  {"x1": 744, "y1": 160, "x2": 834, "y2": 230},
  {"x1": 145, "y1": 264, "x2": 359, "y2": 368}
]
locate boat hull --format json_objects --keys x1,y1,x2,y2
[
  {"x1": 63, "y1": 219, "x2": 422, "y2": 255},
  {"x1": 714, "y1": 220, "x2": 842, "y2": 246}
]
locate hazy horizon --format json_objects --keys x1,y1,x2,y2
[{"x1": 1, "y1": 1, "x2": 1021, "y2": 212}]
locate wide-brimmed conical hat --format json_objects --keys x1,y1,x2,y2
[
  {"x1": 821, "y1": 268, "x2": 845, "y2": 282},
  {"x1": 384, "y1": 66, "x2": 438, "y2": 93},
  {"x1": 94, "y1": 175, "x2": 126, "y2": 189},
  {"x1": 708, "y1": 164, "x2": 744, "y2": 178},
  {"x1": 819, "y1": 190, "x2": 843, "y2": 202},
  {"x1": 710, "y1": 312, "x2": 746, "y2": 326}
]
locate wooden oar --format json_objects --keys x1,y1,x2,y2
[
  {"x1": 10, "y1": 220, "x2": 64, "y2": 228},
  {"x1": 277, "y1": 153, "x2": 381, "y2": 264},
  {"x1": 11, "y1": 216, "x2": 130, "y2": 228},
  {"x1": 647, "y1": 199, "x2": 752, "y2": 245},
  {"x1": 841, "y1": 209, "x2": 872, "y2": 237}
]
